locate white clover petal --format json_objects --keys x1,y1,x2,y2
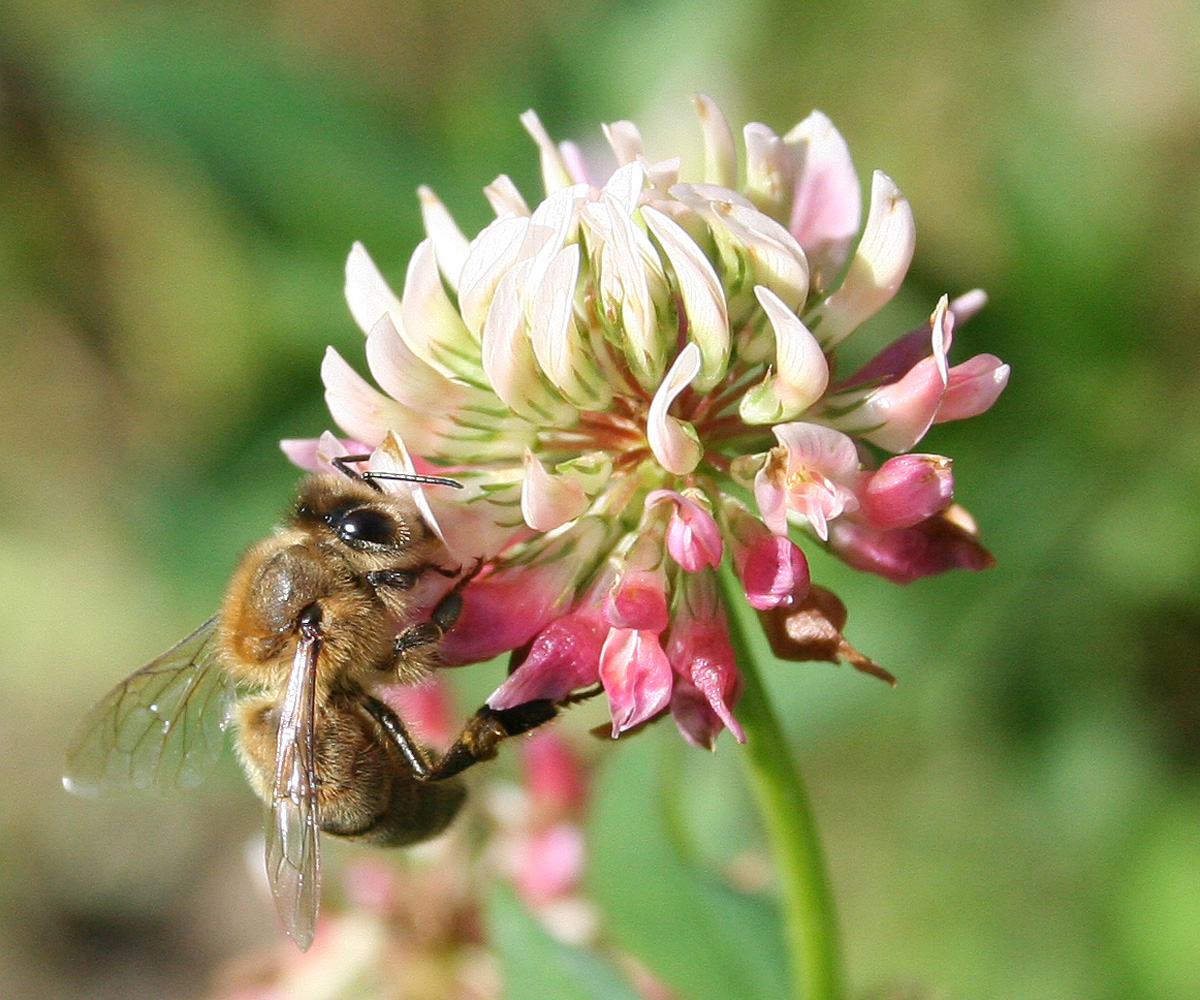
[
  {"x1": 457, "y1": 215, "x2": 530, "y2": 337},
  {"x1": 483, "y1": 174, "x2": 531, "y2": 217},
  {"x1": 418, "y1": 186, "x2": 470, "y2": 292},
  {"x1": 521, "y1": 449, "x2": 589, "y2": 531},
  {"x1": 528, "y1": 244, "x2": 612, "y2": 409},
  {"x1": 400, "y1": 240, "x2": 486, "y2": 384},
  {"x1": 603, "y1": 161, "x2": 648, "y2": 217},
  {"x1": 366, "y1": 313, "x2": 467, "y2": 412},
  {"x1": 481, "y1": 263, "x2": 577, "y2": 427},
  {"x1": 642, "y1": 205, "x2": 730, "y2": 392},
  {"x1": 809, "y1": 171, "x2": 915, "y2": 348},
  {"x1": 743, "y1": 122, "x2": 796, "y2": 226},
  {"x1": 321, "y1": 347, "x2": 431, "y2": 451},
  {"x1": 647, "y1": 343, "x2": 703, "y2": 475},
  {"x1": 603, "y1": 120, "x2": 644, "y2": 166},
  {"x1": 521, "y1": 109, "x2": 576, "y2": 193},
  {"x1": 582, "y1": 193, "x2": 669, "y2": 391},
  {"x1": 739, "y1": 286, "x2": 828, "y2": 424},
  {"x1": 345, "y1": 242, "x2": 402, "y2": 337},
  {"x1": 640, "y1": 156, "x2": 681, "y2": 192},
  {"x1": 714, "y1": 201, "x2": 810, "y2": 310},
  {"x1": 692, "y1": 94, "x2": 737, "y2": 188},
  {"x1": 784, "y1": 111, "x2": 862, "y2": 287}
]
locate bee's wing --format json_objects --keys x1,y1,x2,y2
[
  {"x1": 64, "y1": 618, "x2": 233, "y2": 797},
  {"x1": 265, "y1": 627, "x2": 322, "y2": 951}
]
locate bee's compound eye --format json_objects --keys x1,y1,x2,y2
[{"x1": 334, "y1": 508, "x2": 399, "y2": 548}]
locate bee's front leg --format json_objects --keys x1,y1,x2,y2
[{"x1": 391, "y1": 559, "x2": 482, "y2": 654}]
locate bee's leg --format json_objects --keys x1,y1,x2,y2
[
  {"x1": 361, "y1": 695, "x2": 438, "y2": 778},
  {"x1": 365, "y1": 695, "x2": 562, "y2": 781},
  {"x1": 392, "y1": 559, "x2": 483, "y2": 654}
]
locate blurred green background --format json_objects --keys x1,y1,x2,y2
[{"x1": 2, "y1": 0, "x2": 1198, "y2": 997}]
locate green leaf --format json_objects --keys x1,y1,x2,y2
[
  {"x1": 587, "y1": 734, "x2": 789, "y2": 1000},
  {"x1": 489, "y1": 885, "x2": 644, "y2": 1000}
]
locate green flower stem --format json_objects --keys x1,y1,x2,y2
[{"x1": 720, "y1": 569, "x2": 843, "y2": 1000}]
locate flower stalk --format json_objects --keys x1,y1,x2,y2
[{"x1": 720, "y1": 568, "x2": 841, "y2": 1000}]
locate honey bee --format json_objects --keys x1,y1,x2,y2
[{"x1": 64, "y1": 456, "x2": 565, "y2": 949}]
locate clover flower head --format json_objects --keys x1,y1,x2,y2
[{"x1": 288, "y1": 97, "x2": 1009, "y2": 746}]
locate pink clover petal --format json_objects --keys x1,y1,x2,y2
[
  {"x1": 377, "y1": 676, "x2": 459, "y2": 751},
  {"x1": 670, "y1": 677, "x2": 727, "y2": 750},
  {"x1": 598, "y1": 628, "x2": 673, "y2": 736},
  {"x1": 935, "y1": 354, "x2": 1010, "y2": 423},
  {"x1": 279, "y1": 435, "x2": 370, "y2": 473},
  {"x1": 827, "y1": 511, "x2": 996, "y2": 584},
  {"x1": 757, "y1": 422, "x2": 861, "y2": 540},
  {"x1": 859, "y1": 454, "x2": 954, "y2": 531},
  {"x1": 604, "y1": 571, "x2": 670, "y2": 632},
  {"x1": 487, "y1": 606, "x2": 607, "y2": 709},
  {"x1": 783, "y1": 110, "x2": 861, "y2": 285},
  {"x1": 513, "y1": 822, "x2": 587, "y2": 906},
  {"x1": 520, "y1": 731, "x2": 588, "y2": 816},
  {"x1": 738, "y1": 533, "x2": 811, "y2": 610},
  {"x1": 647, "y1": 489, "x2": 723, "y2": 571},
  {"x1": 852, "y1": 355, "x2": 947, "y2": 454},
  {"x1": 438, "y1": 565, "x2": 574, "y2": 665},
  {"x1": 666, "y1": 621, "x2": 744, "y2": 744}
]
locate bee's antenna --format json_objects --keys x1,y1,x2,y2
[
  {"x1": 364, "y1": 471, "x2": 464, "y2": 489},
  {"x1": 332, "y1": 454, "x2": 462, "y2": 491}
]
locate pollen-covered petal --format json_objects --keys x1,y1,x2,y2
[
  {"x1": 521, "y1": 109, "x2": 576, "y2": 193},
  {"x1": 400, "y1": 240, "x2": 486, "y2": 383},
  {"x1": 345, "y1": 241, "x2": 402, "y2": 336},
  {"x1": 321, "y1": 346, "x2": 424, "y2": 450},
  {"x1": 859, "y1": 454, "x2": 954, "y2": 531},
  {"x1": 521, "y1": 449, "x2": 589, "y2": 532},
  {"x1": 757, "y1": 422, "x2": 861, "y2": 540},
  {"x1": 646, "y1": 343, "x2": 703, "y2": 475},
  {"x1": 642, "y1": 205, "x2": 730, "y2": 392},
  {"x1": 487, "y1": 606, "x2": 607, "y2": 709},
  {"x1": 743, "y1": 122, "x2": 796, "y2": 226},
  {"x1": 692, "y1": 94, "x2": 737, "y2": 188},
  {"x1": 935, "y1": 355, "x2": 1010, "y2": 423},
  {"x1": 418, "y1": 186, "x2": 471, "y2": 292},
  {"x1": 783, "y1": 111, "x2": 861, "y2": 288},
  {"x1": 599, "y1": 628, "x2": 673, "y2": 737},
  {"x1": 739, "y1": 286, "x2": 829, "y2": 424},
  {"x1": 809, "y1": 171, "x2": 915, "y2": 348}
]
